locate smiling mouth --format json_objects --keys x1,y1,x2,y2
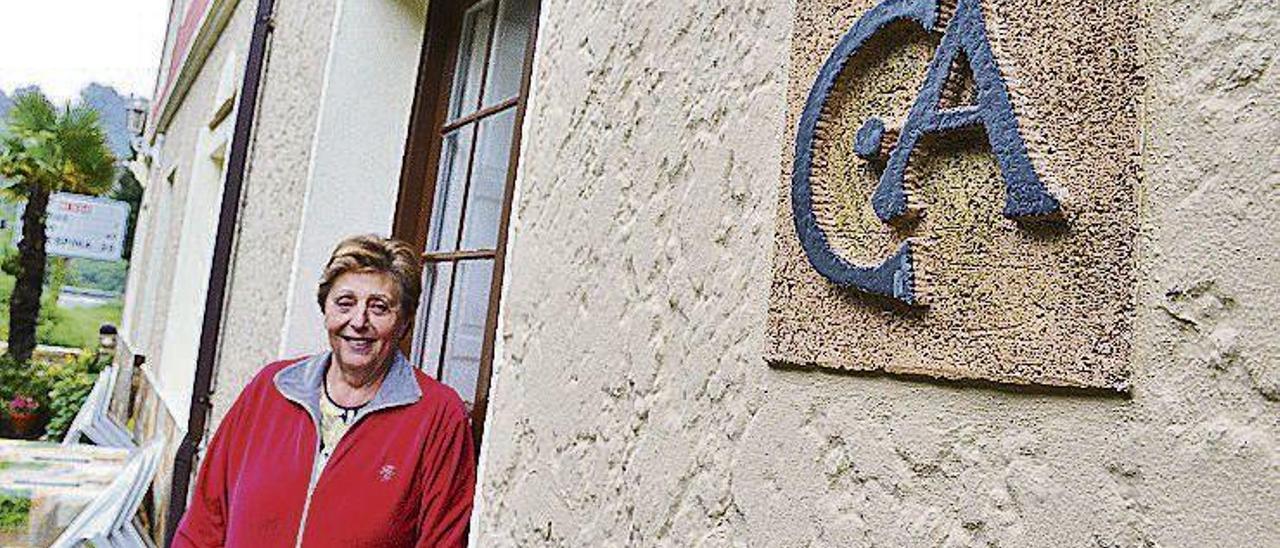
[{"x1": 341, "y1": 336, "x2": 376, "y2": 352}]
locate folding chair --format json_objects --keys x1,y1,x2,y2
[
  {"x1": 62, "y1": 366, "x2": 135, "y2": 449},
  {"x1": 50, "y1": 438, "x2": 164, "y2": 547}
]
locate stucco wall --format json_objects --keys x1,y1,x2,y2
[
  {"x1": 119, "y1": 1, "x2": 257, "y2": 542},
  {"x1": 277, "y1": 0, "x2": 428, "y2": 359},
  {"x1": 123, "y1": 0, "x2": 255, "y2": 420},
  {"x1": 475, "y1": 0, "x2": 1278, "y2": 546},
  {"x1": 769, "y1": 0, "x2": 1139, "y2": 392},
  {"x1": 209, "y1": 0, "x2": 339, "y2": 430}
]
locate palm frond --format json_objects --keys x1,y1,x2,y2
[
  {"x1": 6, "y1": 92, "x2": 56, "y2": 135},
  {"x1": 0, "y1": 90, "x2": 116, "y2": 197},
  {"x1": 55, "y1": 105, "x2": 116, "y2": 193}
]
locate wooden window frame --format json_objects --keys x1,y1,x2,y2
[{"x1": 394, "y1": 0, "x2": 540, "y2": 451}]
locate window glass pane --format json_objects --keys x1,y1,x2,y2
[
  {"x1": 427, "y1": 124, "x2": 474, "y2": 252},
  {"x1": 439, "y1": 259, "x2": 494, "y2": 404},
  {"x1": 417, "y1": 261, "x2": 456, "y2": 376},
  {"x1": 448, "y1": 1, "x2": 496, "y2": 120},
  {"x1": 481, "y1": 0, "x2": 534, "y2": 106},
  {"x1": 459, "y1": 109, "x2": 516, "y2": 250}
]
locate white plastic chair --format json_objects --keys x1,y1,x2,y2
[
  {"x1": 62, "y1": 366, "x2": 135, "y2": 449},
  {"x1": 51, "y1": 438, "x2": 164, "y2": 547}
]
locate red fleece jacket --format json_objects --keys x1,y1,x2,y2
[{"x1": 173, "y1": 355, "x2": 475, "y2": 547}]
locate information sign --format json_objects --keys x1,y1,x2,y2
[{"x1": 14, "y1": 193, "x2": 130, "y2": 262}]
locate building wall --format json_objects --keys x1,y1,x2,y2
[
  {"x1": 276, "y1": 0, "x2": 428, "y2": 359},
  {"x1": 474, "y1": 1, "x2": 1278, "y2": 546},
  {"x1": 126, "y1": 0, "x2": 430, "y2": 537},
  {"x1": 128, "y1": 376, "x2": 184, "y2": 541},
  {"x1": 119, "y1": 1, "x2": 257, "y2": 542},
  {"x1": 123, "y1": 0, "x2": 256, "y2": 424},
  {"x1": 207, "y1": 0, "x2": 340, "y2": 430}
]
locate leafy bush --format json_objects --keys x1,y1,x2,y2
[
  {"x1": 42, "y1": 359, "x2": 95, "y2": 440},
  {"x1": 35, "y1": 292, "x2": 63, "y2": 340},
  {"x1": 0, "y1": 277, "x2": 70, "y2": 345},
  {"x1": 0, "y1": 355, "x2": 39, "y2": 405},
  {"x1": 0, "y1": 352, "x2": 100, "y2": 440},
  {"x1": 0, "y1": 490, "x2": 31, "y2": 533},
  {"x1": 0, "y1": 252, "x2": 17, "y2": 278}
]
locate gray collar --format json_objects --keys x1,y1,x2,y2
[{"x1": 273, "y1": 351, "x2": 422, "y2": 424}]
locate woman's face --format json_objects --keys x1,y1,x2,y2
[{"x1": 323, "y1": 270, "x2": 406, "y2": 374}]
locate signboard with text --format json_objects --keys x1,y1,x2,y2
[{"x1": 14, "y1": 193, "x2": 130, "y2": 262}]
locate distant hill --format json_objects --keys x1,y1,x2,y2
[
  {"x1": 0, "y1": 90, "x2": 11, "y2": 122},
  {"x1": 79, "y1": 84, "x2": 134, "y2": 160}
]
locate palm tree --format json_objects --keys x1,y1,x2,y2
[{"x1": 0, "y1": 91, "x2": 116, "y2": 362}]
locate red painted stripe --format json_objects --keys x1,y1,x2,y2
[{"x1": 152, "y1": 0, "x2": 214, "y2": 119}]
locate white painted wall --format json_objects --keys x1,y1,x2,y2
[
  {"x1": 277, "y1": 0, "x2": 429, "y2": 357},
  {"x1": 118, "y1": 141, "x2": 161, "y2": 346},
  {"x1": 133, "y1": 162, "x2": 176, "y2": 355},
  {"x1": 153, "y1": 115, "x2": 233, "y2": 426}
]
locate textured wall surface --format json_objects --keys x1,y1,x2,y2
[
  {"x1": 475, "y1": 0, "x2": 1278, "y2": 545},
  {"x1": 118, "y1": 1, "x2": 256, "y2": 543},
  {"x1": 277, "y1": 0, "x2": 427, "y2": 359},
  {"x1": 210, "y1": 0, "x2": 339, "y2": 430},
  {"x1": 127, "y1": 1, "x2": 254, "y2": 389},
  {"x1": 768, "y1": 0, "x2": 1139, "y2": 391}
]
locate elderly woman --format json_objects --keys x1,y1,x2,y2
[{"x1": 174, "y1": 235, "x2": 475, "y2": 547}]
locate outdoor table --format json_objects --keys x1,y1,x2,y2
[{"x1": 0, "y1": 440, "x2": 130, "y2": 547}]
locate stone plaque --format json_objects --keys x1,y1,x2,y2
[{"x1": 767, "y1": 0, "x2": 1138, "y2": 390}]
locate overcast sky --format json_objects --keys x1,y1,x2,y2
[{"x1": 0, "y1": 0, "x2": 170, "y2": 102}]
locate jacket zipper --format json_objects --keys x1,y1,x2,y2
[
  {"x1": 295, "y1": 466, "x2": 321, "y2": 548},
  {"x1": 292, "y1": 400, "x2": 325, "y2": 548},
  {"x1": 290, "y1": 399, "x2": 379, "y2": 547},
  {"x1": 276, "y1": 355, "x2": 416, "y2": 546}
]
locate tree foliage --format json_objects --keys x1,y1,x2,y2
[
  {"x1": 0, "y1": 93, "x2": 116, "y2": 197},
  {"x1": 110, "y1": 166, "x2": 142, "y2": 261},
  {"x1": 0, "y1": 91, "x2": 115, "y2": 362}
]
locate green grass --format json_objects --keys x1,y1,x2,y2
[
  {"x1": 0, "y1": 271, "x2": 122, "y2": 349},
  {"x1": 38, "y1": 302, "x2": 123, "y2": 348},
  {"x1": 0, "y1": 226, "x2": 125, "y2": 350}
]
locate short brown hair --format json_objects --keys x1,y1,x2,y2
[{"x1": 317, "y1": 234, "x2": 421, "y2": 317}]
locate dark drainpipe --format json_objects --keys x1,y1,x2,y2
[{"x1": 164, "y1": 0, "x2": 276, "y2": 543}]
